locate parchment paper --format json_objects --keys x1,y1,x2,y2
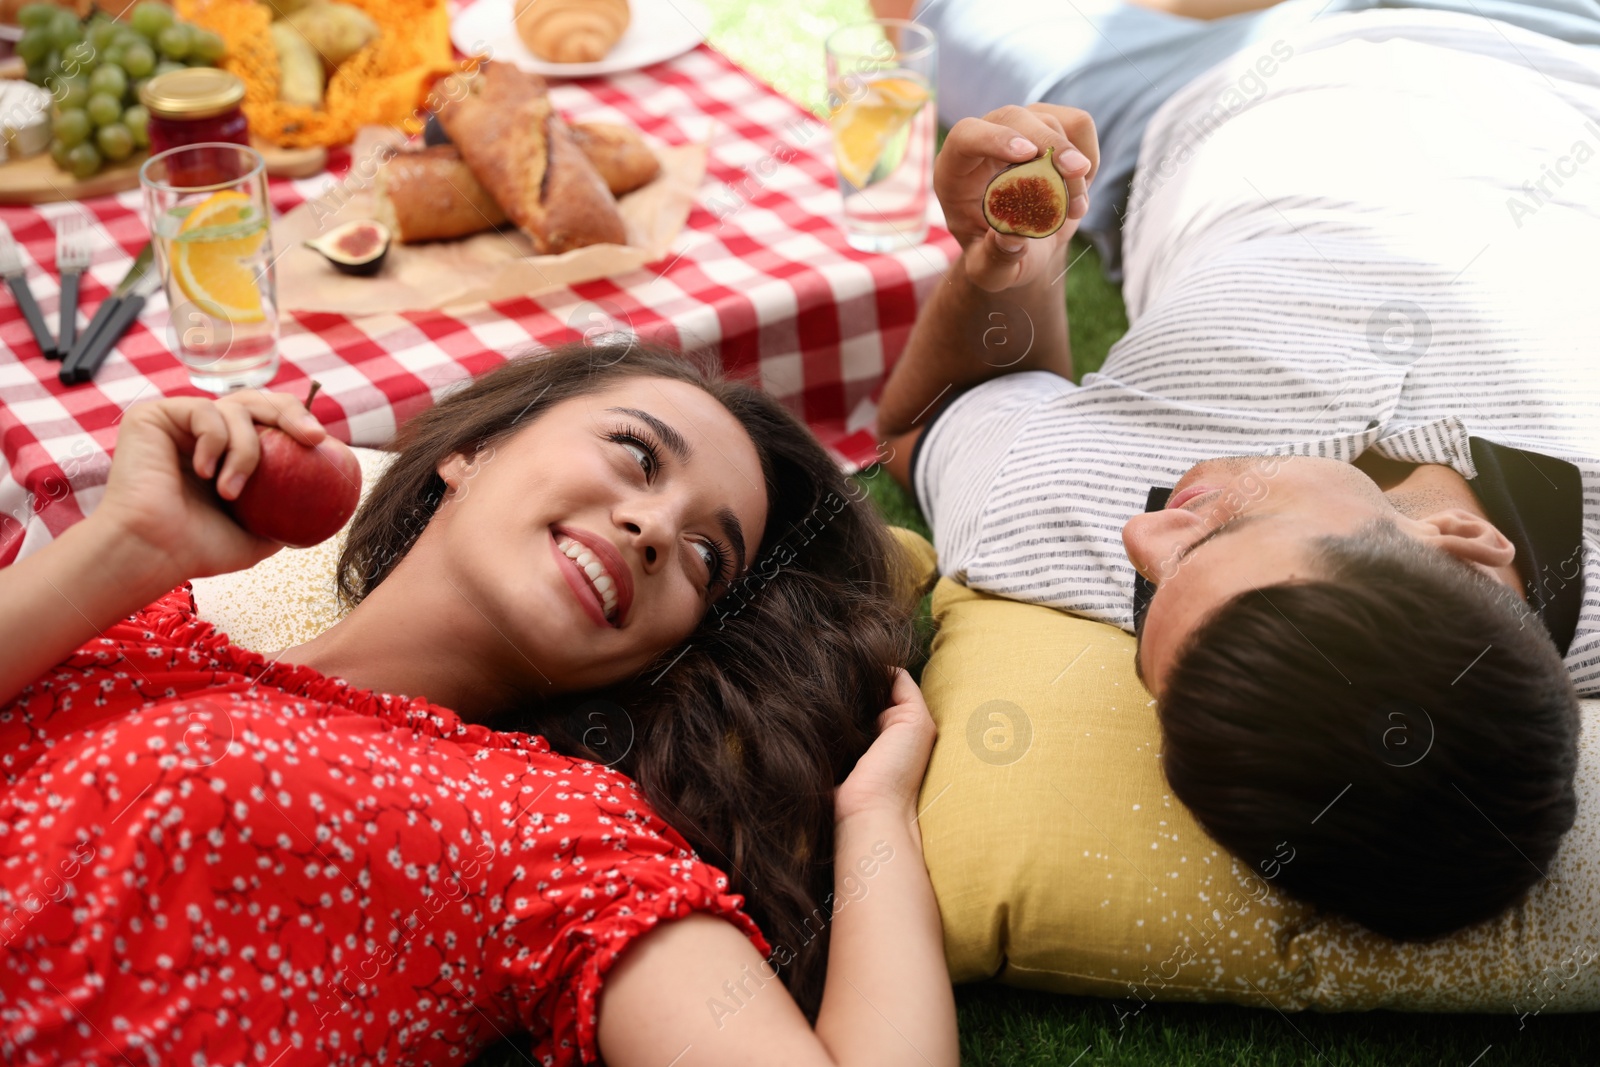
[{"x1": 274, "y1": 125, "x2": 708, "y2": 314}]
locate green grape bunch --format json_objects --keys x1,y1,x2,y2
[{"x1": 18, "y1": 2, "x2": 229, "y2": 179}]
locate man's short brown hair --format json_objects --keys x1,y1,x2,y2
[{"x1": 1158, "y1": 522, "x2": 1580, "y2": 939}]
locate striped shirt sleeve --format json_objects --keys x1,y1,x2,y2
[{"x1": 911, "y1": 370, "x2": 1072, "y2": 582}]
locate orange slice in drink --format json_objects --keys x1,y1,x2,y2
[
  {"x1": 830, "y1": 74, "x2": 929, "y2": 189},
  {"x1": 171, "y1": 190, "x2": 268, "y2": 324}
]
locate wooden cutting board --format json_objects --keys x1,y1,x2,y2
[{"x1": 0, "y1": 139, "x2": 329, "y2": 204}]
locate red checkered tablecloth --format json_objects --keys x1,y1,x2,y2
[{"x1": 0, "y1": 42, "x2": 957, "y2": 566}]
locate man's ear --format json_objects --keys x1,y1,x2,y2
[{"x1": 1411, "y1": 507, "x2": 1517, "y2": 569}]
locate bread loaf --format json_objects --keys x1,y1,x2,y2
[
  {"x1": 373, "y1": 146, "x2": 508, "y2": 243},
  {"x1": 568, "y1": 123, "x2": 661, "y2": 196},
  {"x1": 435, "y1": 63, "x2": 626, "y2": 253},
  {"x1": 514, "y1": 0, "x2": 629, "y2": 64}
]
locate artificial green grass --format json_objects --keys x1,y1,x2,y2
[
  {"x1": 955, "y1": 984, "x2": 1599, "y2": 1065},
  {"x1": 469, "y1": 982, "x2": 1598, "y2": 1066}
]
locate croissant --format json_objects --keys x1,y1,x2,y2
[{"x1": 514, "y1": 0, "x2": 630, "y2": 64}]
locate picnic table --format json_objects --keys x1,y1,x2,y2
[{"x1": 0, "y1": 24, "x2": 958, "y2": 566}]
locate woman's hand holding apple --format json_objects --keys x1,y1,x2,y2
[{"x1": 94, "y1": 389, "x2": 356, "y2": 585}]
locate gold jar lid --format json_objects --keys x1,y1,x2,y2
[{"x1": 138, "y1": 68, "x2": 247, "y2": 121}]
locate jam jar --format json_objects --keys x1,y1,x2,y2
[{"x1": 139, "y1": 68, "x2": 251, "y2": 185}]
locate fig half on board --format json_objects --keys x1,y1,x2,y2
[{"x1": 983, "y1": 146, "x2": 1068, "y2": 239}]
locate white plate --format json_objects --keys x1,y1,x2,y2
[{"x1": 451, "y1": 0, "x2": 710, "y2": 79}]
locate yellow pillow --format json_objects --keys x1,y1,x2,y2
[{"x1": 910, "y1": 536, "x2": 1600, "y2": 1014}]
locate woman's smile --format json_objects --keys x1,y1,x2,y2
[{"x1": 550, "y1": 525, "x2": 633, "y2": 628}]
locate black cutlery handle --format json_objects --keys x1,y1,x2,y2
[
  {"x1": 61, "y1": 297, "x2": 121, "y2": 379},
  {"x1": 6, "y1": 274, "x2": 56, "y2": 359},
  {"x1": 65, "y1": 293, "x2": 146, "y2": 385},
  {"x1": 53, "y1": 272, "x2": 80, "y2": 362}
]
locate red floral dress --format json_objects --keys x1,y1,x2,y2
[{"x1": 0, "y1": 586, "x2": 770, "y2": 1067}]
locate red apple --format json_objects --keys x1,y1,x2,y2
[{"x1": 224, "y1": 429, "x2": 363, "y2": 548}]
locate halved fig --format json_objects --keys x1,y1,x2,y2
[
  {"x1": 305, "y1": 219, "x2": 391, "y2": 277},
  {"x1": 983, "y1": 146, "x2": 1068, "y2": 239}
]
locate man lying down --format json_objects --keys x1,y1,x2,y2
[{"x1": 877, "y1": 0, "x2": 1600, "y2": 940}]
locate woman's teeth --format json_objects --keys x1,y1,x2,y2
[{"x1": 557, "y1": 536, "x2": 619, "y2": 622}]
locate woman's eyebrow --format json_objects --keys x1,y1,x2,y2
[{"x1": 606, "y1": 406, "x2": 694, "y2": 463}]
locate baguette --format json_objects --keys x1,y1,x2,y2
[
  {"x1": 436, "y1": 63, "x2": 626, "y2": 254},
  {"x1": 568, "y1": 122, "x2": 661, "y2": 196},
  {"x1": 373, "y1": 130, "x2": 660, "y2": 244},
  {"x1": 373, "y1": 146, "x2": 508, "y2": 243}
]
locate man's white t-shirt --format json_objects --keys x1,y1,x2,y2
[{"x1": 912, "y1": 8, "x2": 1600, "y2": 693}]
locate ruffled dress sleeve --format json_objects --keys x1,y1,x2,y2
[{"x1": 491, "y1": 767, "x2": 773, "y2": 1067}]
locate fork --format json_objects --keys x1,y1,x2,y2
[
  {"x1": 0, "y1": 221, "x2": 55, "y2": 359},
  {"x1": 53, "y1": 215, "x2": 93, "y2": 363}
]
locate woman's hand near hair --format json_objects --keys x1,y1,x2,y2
[
  {"x1": 834, "y1": 667, "x2": 938, "y2": 840},
  {"x1": 814, "y1": 669, "x2": 952, "y2": 1063},
  {"x1": 0, "y1": 390, "x2": 327, "y2": 706},
  {"x1": 596, "y1": 669, "x2": 956, "y2": 1067}
]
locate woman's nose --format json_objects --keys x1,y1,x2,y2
[
  {"x1": 619, "y1": 501, "x2": 675, "y2": 572},
  {"x1": 1122, "y1": 507, "x2": 1207, "y2": 585}
]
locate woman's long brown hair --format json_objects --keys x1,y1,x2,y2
[{"x1": 336, "y1": 341, "x2": 913, "y2": 1019}]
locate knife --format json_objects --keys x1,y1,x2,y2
[
  {"x1": 63, "y1": 269, "x2": 162, "y2": 386},
  {"x1": 60, "y1": 242, "x2": 154, "y2": 385}
]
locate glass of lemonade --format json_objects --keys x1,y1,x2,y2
[
  {"x1": 825, "y1": 18, "x2": 937, "y2": 253},
  {"x1": 140, "y1": 142, "x2": 279, "y2": 393}
]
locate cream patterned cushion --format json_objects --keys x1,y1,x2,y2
[{"x1": 190, "y1": 446, "x2": 396, "y2": 653}]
